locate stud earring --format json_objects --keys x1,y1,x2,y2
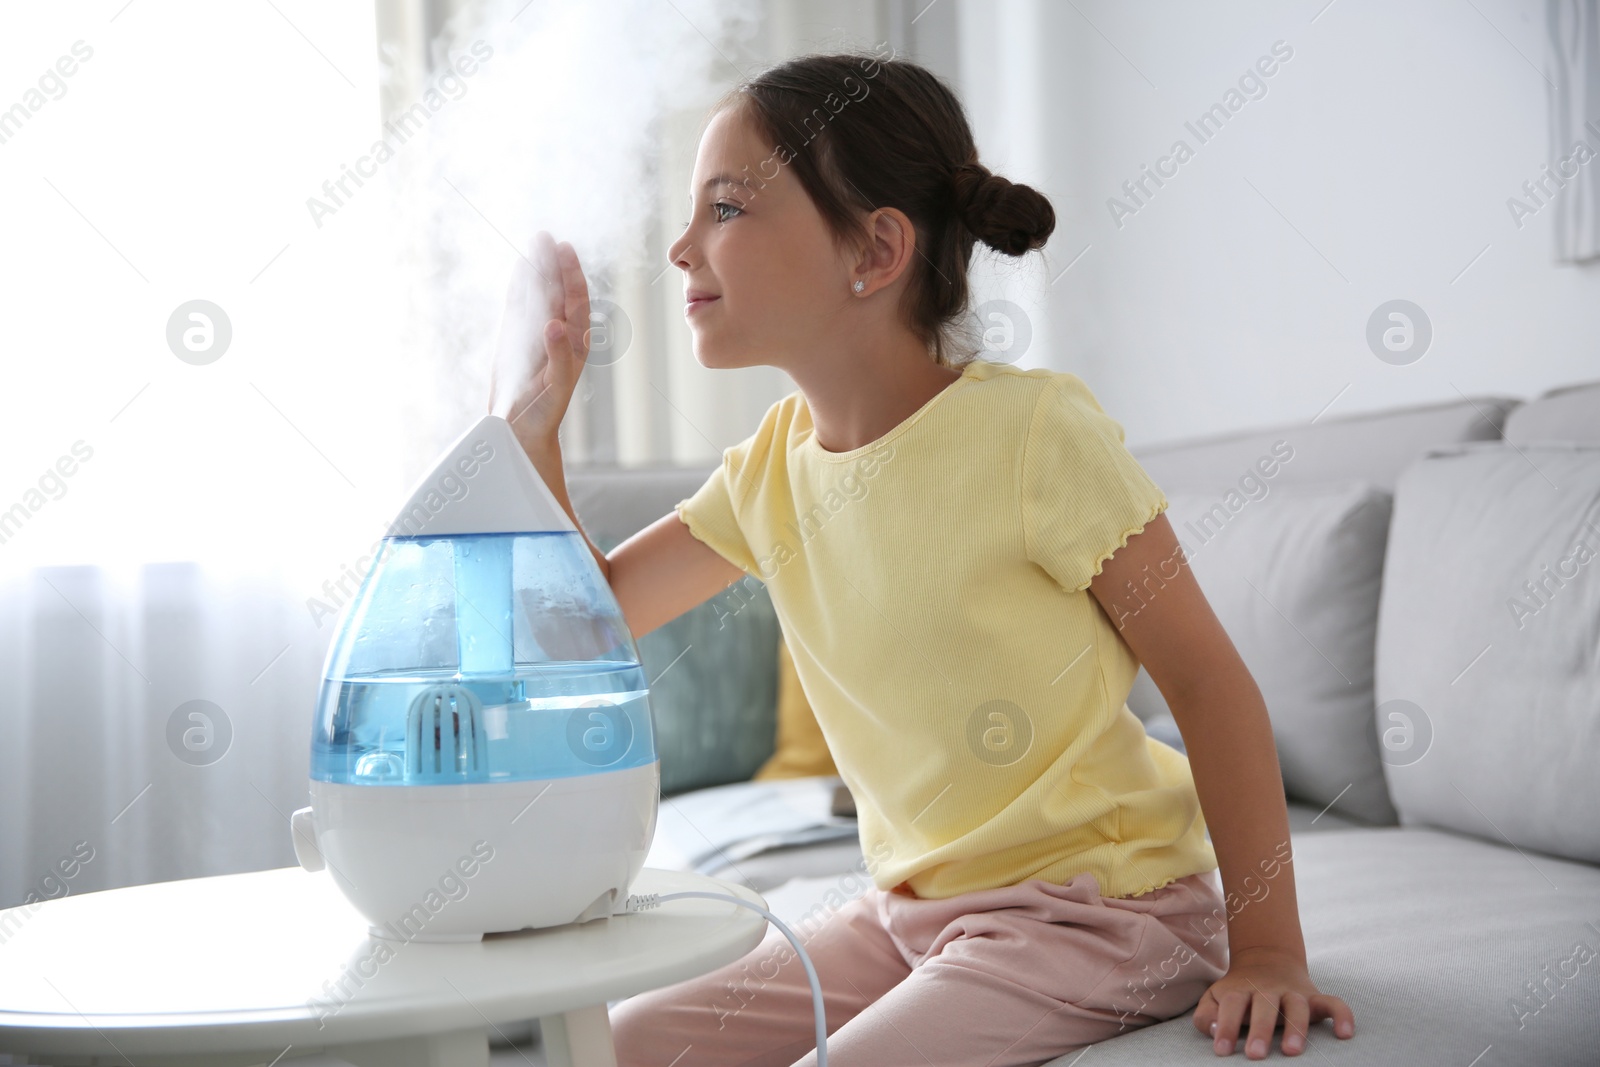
[{"x1": 853, "y1": 280, "x2": 865, "y2": 293}]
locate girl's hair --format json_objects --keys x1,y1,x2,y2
[{"x1": 710, "y1": 51, "x2": 1056, "y2": 367}]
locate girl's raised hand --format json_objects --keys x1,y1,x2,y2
[{"x1": 487, "y1": 230, "x2": 592, "y2": 455}]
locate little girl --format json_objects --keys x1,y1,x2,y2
[{"x1": 493, "y1": 52, "x2": 1356, "y2": 1067}]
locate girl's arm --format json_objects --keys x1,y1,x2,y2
[{"x1": 1087, "y1": 511, "x2": 1356, "y2": 1060}]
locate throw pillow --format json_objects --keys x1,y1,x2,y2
[
  {"x1": 753, "y1": 633, "x2": 840, "y2": 780},
  {"x1": 1375, "y1": 441, "x2": 1600, "y2": 864},
  {"x1": 1125, "y1": 481, "x2": 1398, "y2": 825}
]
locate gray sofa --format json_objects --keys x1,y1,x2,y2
[{"x1": 564, "y1": 377, "x2": 1600, "y2": 1066}]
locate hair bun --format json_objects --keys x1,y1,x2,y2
[
  {"x1": 951, "y1": 161, "x2": 1055, "y2": 256},
  {"x1": 950, "y1": 161, "x2": 997, "y2": 224}
]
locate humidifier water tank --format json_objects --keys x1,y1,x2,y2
[{"x1": 289, "y1": 414, "x2": 659, "y2": 943}]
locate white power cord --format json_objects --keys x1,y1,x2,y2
[{"x1": 624, "y1": 890, "x2": 828, "y2": 1067}]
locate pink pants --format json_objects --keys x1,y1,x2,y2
[{"x1": 609, "y1": 868, "x2": 1229, "y2": 1067}]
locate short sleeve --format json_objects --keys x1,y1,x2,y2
[
  {"x1": 1021, "y1": 374, "x2": 1168, "y2": 593},
  {"x1": 674, "y1": 454, "x2": 759, "y2": 577},
  {"x1": 673, "y1": 398, "x2": 793, "y2": 578}
]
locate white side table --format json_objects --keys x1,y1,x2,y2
[{"x1": 0, "y1": 865, "x2": 768, "y2": 1067}]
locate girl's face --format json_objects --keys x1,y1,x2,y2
[{"x1": 667, "y1": 105, "x2": 856, "y2": 370}]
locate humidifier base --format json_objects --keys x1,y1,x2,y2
[{"x1": 292, "y1": 761, "x2": 659, "y2": 942}]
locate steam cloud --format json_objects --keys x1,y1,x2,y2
[{"x1": 371, "y1": 0, "x2": 761, "y2": 461}]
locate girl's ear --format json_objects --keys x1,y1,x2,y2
[{"x1": 857, "y1": 206, "x2": 919, "y2": 290}]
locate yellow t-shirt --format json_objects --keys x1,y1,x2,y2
[{"x1": 673, "y1": 357, "x2": 1217, "y2": 900}]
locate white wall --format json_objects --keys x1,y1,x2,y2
[{"x1": 950, "y1": 0, "x2": 1600, "y2": 448}]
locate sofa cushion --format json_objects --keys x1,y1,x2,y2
[
  {"x1": 1126, "y1": 482, "x2": 1398, "y2": 826},
  {"x1": 1047, "y1": 827, "x2": 1600, "y2": 1066},
  {"x1": 1504, "y1": 378, "x2": 1600, "y2": 445},
  {"x1": 686, "y1": 824, "x2": 1600, "y2": 1065},
  {"x1": 1375, "y1": 440, "x2": 1600, "y2": 864}
]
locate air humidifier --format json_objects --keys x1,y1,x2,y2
[{"x1": 289, "y1": 414, "x2": 659, "y2": 943}]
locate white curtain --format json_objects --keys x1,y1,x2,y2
[
  {"x1": 0, "y1": 2, "x2": 403, "y2": 908},
  {"x1": 1548, "y1": 0, "x2": 1600, "y2": 262},
  {"x1": 0, "y1": 561, "x2": 335, "y2": 904}
]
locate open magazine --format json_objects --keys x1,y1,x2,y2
[{"x1": 645, "y1": 775, "x2": 859, "y2": 875}]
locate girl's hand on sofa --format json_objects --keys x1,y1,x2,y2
[
  {"x1": 1191, "y1": 946, "x2": 1354, "y2": 1058},
  {"x1": 487, "y1": 230, "x2": 591, "y2": 456}
]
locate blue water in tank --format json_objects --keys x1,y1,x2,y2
[{"x1": 312, "y1": 530, "x2": 657, "y2": 785}]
